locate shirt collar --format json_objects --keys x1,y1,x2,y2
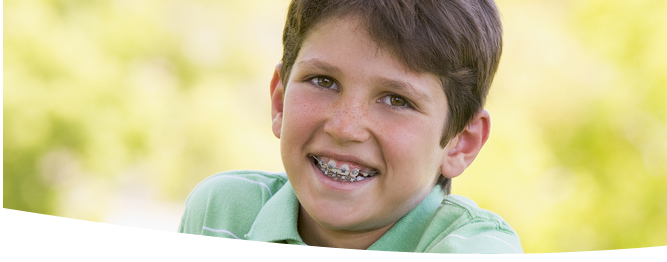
[
  {"x1": 246, "y1": 181, "x2": 304, "y2": 244},
  {"x1": 367, "y1": 186, "x2": 443, "y2": 251},
  {"x1": 247, "y1": 182, "x2": 444, "y2": 251}
]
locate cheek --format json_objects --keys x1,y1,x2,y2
[
  {"x1": 380, "y1": 117, "x2": 441, "y2": 151},
  {"x1": 377, "y1": 117, "x2": 445, "y2": 176},
  {"x1": 280, "y1": 89, "x2": 324, "y2": 143}
]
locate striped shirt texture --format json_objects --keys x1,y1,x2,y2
[{"x1": 178, "y1": 170, "x2": 523, "y2": 253}]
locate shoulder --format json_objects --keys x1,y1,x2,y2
[
  {"x1": 178, "y1": 170, "x2": 288, "y2": 237},
  {"x1": 173, "y1": 170, "x2": 287, "y2": 254},
  {"x1": 188, "y1": 170, "x2": 288, "y2": 201},
  {"x1": 423, "y1": 195, "x2": 523, "y2": 254}
]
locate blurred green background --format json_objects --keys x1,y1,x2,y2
[{"x1": 4, "y1": 0, "x2": 666, "y2": 253}]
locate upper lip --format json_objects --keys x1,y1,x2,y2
[{"x1": 310, "y1": 151, "x2": 380, "y2": 172}]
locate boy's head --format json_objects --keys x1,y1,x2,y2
[
  {"x1": 281, "y1": 0, "x2": 502, "y2": 144},
  {"x1": 278, "y1": 0, "x2": 502, "y2": 193},
  {"x1": 269, "y1": 0, "x2": 501, "y2": 248}
]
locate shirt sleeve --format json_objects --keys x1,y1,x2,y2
[{"x1": 427, "y1": 217, "x2": 523, "y2": 254}]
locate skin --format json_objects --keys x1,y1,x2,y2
[{"x1": 269, "y1": 16, "x2": 491, "y2": 249}]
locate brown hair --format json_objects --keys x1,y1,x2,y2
[{"x1": 280, "y1": 0, "x2": 503, "y2": 194}]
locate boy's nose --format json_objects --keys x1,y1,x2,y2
[{"x1": 323, "y1": 98, "x2": 371, "y2": 144}]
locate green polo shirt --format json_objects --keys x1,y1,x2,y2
[{"x1": 178, "y1": 170, "x2": 523, "y2": 253}]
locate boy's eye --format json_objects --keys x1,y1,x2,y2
[
  {"x1": 380, "y1": 94, "x2": 410, "y2": 108},
  {"x1": 310, "y1": 76, "x2": 337, "y2": 89}
]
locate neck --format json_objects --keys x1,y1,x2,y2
[{"x1": 297, "y1": 205, "x2": 395, "y2": 250}]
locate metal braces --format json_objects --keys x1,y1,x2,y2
[{"x1": 311, "y1": 155, "x2": 379, "y2": 182}]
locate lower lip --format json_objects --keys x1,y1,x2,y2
[{"x1": 309, "y1": 157, "x2": 375, "y2": 190}]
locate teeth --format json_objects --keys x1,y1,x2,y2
[
  {"x1": 310, "y1": 155, "x2": 378, "y2": 182},
  {"x1": 340, "y1": 164, "x2": 350, "y2": 176},
  {"x1": 327, "y1": 159, "x2": 336, "y2": 170}
]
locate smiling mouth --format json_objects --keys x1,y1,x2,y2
[{"x1": 309, "y1": 154, "x2": 379, "y2": 183}]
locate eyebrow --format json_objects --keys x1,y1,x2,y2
[
  {"x1": 375, "y1": 77, "x2": 434, "y2": 103},
  {"x1": 296, "y1": 59, "x2": 342, "y2": 76},
  {"x1": 297, "y1": 58, "x2": 434, "y2": 103}
]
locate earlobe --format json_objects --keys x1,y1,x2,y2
[
  {"x1": 440, "y1": 109, "x2": 491, "y2": 178},
  {"x1": 270, "y1": 63, "x2": 285, "y2": 139}
]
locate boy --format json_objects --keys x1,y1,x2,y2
[{"x1": 179, "y1": 0, "x2": 522, "y2": 253}]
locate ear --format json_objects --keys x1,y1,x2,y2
[
  {"x1": 441, "y1": 109, "x2": 491, "y2": 179},
  {"x1": 270, "y1": 63, "x2": 285, "y2": 139}
]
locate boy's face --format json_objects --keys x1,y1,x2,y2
[{"x1": 271, "y1": 17, "x2": 451, "y2": 235}]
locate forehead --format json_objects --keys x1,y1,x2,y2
[
  {"x1": 300, "y1": 17, "x2": 439, "y2": 80},
  {"x1": 297, "y1": 11, "x2": 436, "y2": 74},
  {"x1": 294, "y1": 17, "x2": 445, "y2": 100},
  {"x1": 302, "y1": 16, "x2": 395, "y2": 62}
]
